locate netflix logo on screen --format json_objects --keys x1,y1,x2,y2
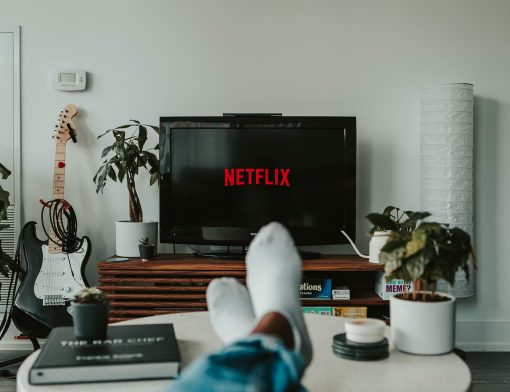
[{"x1": 224, "y1": 168, "x2": 291, "y2": 187}]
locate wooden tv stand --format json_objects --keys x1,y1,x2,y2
[{"x1": 98, "y1": 254, "x2": 388, "y2": 323}]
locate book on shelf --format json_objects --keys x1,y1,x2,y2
[
  {"x1": 302, "y1": 306, "x2": 333, "y2": 315},
  {"x1": 30, "y1": 323, "x2": 180, "y2": 385},
  {"x1": 300, "y1": 277, "x2": 332, "y2": 299},
  {"x1": 333, "y1": 306, "x2": 367, "y2": 318},
  {"x1": 332, "y1": 285, "x2": 350, "y2": 300},
  {"x1": 375, "y1": 271, "x2": 413, "y2": 300}
]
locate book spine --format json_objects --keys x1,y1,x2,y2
[
  {"x1": 333, "y1": 306, "x2": 367, "y2": 318},
  {"x1": 300, "y1": 278, "x2": 332, "y2": 299},
  {"x1": 302, "y1": 307, "x2": 333, "y2": 316}
]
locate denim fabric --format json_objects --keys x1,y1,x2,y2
[{"x1": 166, "y1": 334, "x2": 307, "y2": 392}]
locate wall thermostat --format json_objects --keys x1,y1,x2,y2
[{"x1": 54, "y1": 70, "x2": 87, "y2": 91}]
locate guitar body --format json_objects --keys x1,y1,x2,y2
[{"x1": 13, "y1": 221, "x2": 90, "y2": 338}]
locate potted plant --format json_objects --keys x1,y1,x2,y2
[
  {"x1": 365, "y1": 206, "x2": 428, "y2": 263},
  {"x1": 0, "y1": 163, "x2": 15, "y2": 278},
  {"x1": 138, "y1": 237, "x2": 156, "y2": 261},
  {"x1": 71, "y1": 287, "x2": 110, "y2": 339},
  {"x1": 379, "y1": 216, "x2": 475, "y2": 354},
  {"x1": 93, "y1": 120, "x2": 159, "y2": 257}
]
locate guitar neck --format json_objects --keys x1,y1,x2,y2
[
  {"x1": 53, "y1": 143, "x2": 67, "y2": 200},
  {"x1": 48, "y1": 143, "x2": 67, "y2": 253}
]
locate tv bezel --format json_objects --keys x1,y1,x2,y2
[{"x1": 159, "y1": 115, "x2": 356, "y2": 247}]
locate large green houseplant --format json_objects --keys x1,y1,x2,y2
[
  {"x1": 379, "y1": 213, "x2": 475, "y2": 354},
  {"x1": 93, "y1": 120, "x2": 160, "y2": 256},
  {"x1": 93, "y1": 120, "x2": 159, "y2": 222},
  {"x1": 0, "y1": 163, "x2": 14, "y2": 277}
]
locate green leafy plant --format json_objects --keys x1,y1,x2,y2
[
  {"x1": 0, "y1": 163, "x2": 14, "y2": 277},
  {"x1": 138, "y1": 237, "x2": 154, "y2": 246},
  {"x1": 366, "y1": 206, "x2": 429, "y2": 234},
  {"x1": 379, "y1": 215, "x2": 475, "y2": 301},
  {"x1": 0, "y1": 163, "x2": 10, "y2": 221},
  {"x1": 93, "y1": 120, "x2": 159, "y2": 222},
  {"x1": 73, "y1": 287, "x2": 107, "y2": 303}
]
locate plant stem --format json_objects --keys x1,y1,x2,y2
[
  {"x1": 127, "y1": 172, "x2": 142, "y2": 222},
  {"x1": 413, "y1": 278, "x2": 420, "y2": 301}
]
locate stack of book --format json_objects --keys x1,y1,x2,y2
[{"x1": 29, "y1": 323, "x2": 181, "y2": 385}]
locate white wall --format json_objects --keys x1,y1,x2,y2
[{"x1": 2, "y1": 0, "x2": 509, "y2": 350}]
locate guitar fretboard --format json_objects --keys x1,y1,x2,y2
[{"x1": 48, "y1": 142, "x2": 67, "y2": 254}]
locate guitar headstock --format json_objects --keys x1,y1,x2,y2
[{"x1": 53, "y1": 104, "x2": 78, "y2": 144}]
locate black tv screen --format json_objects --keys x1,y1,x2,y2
[{"x1": 159, "y1": 116, "x2": 356, "y2": 246}]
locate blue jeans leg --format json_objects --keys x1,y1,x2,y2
[{"x1": 166, "y1": 335, "x2": 307, "y2": 392}]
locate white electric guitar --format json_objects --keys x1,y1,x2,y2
[{"x1": 15, "y1": 105, "x2": 90, "y2": 333}]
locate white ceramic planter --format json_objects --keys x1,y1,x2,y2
[
  {"x1": 115, "y1": 221, "x2": 158, "y2": 257},
  {"x1": 369, "y1": 231, "x2": 391, "y2": 263},
  {"x1": 390, "y1": 292, "x2": 455, "y2": 355}
]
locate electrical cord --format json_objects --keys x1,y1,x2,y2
[
  {"x1": 40, "y1": 199, "x2": 84, "y2": 253},
  {"x1": 340, "y1": 230, "x2": 369, "y2": 258}
]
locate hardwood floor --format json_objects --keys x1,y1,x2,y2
[
  {"x1": 465, "y1": 352, "x2": 510, "y2": 391},
  {"x1": 0, "y1": 350, "x2": 30, "y2": 392},
  {"x1": 0, "y1": 351, "x2": 508, "y2": 391}
]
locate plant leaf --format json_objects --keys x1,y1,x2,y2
[
  {"x1": 92, "y1": 164, "x2": 105, "y2": 183},
  {"x1": 138, "y1": 125, "x2": 147, "y2": 150},
  {"x1": 146, "y1": 125, "x2": 160, "y2": 134},
  {"x1": 118, "y1": 165, "x2": 126, "y2": 183},
  {"x1": 0, "y1": 163, "x2": 11, "y2": 180},
  {"x1": 101, "y1": 145, "x2": 114, "y2": 159},
  {"x1": 382, "y1": 206, "x2": 397, "y2": 215},
  {"x1": 366, "y1": 213, "x2": 398, "y2": 231},
  {"x1": 107, "y1": 165, "x2": 117, "y2": 181},
  {"x1": 150, "y1": 171, "x2": 159, "y2": 186}
]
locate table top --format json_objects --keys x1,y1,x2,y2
[{"x1": 17, "y1": 312, "x2": 471, "y2": 392}]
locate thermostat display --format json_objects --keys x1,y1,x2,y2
[{"x1": 54, "y1": 70, "x2": 87, "y2": 91}]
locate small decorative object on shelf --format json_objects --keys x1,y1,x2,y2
[
  {"x1": 71, "y1": 287, "x2": 109, "y2": 339},
  {"x1": 380, "y1": 214, "x2": 475, "y2": 355},
  {"x1": 93, "y1": 120, "x2": 159, "y2": 257},
  {"x1": 366, "y1": 206, "x2": 429, "y2": 264},
  {"x1": 138, "y1": 237, "x2": 156, "y2": 261}
]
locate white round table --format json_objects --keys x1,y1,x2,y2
[{"x1": 17, "y1": 312, "x2": 471, "y2": 391}]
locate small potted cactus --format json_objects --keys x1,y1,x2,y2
[
  {"x1": 71, "y1": 287, "x2": 109, "y2": 339},
  {"x1": 138, "y1": 237, "x2": 156, "y2": 261}
]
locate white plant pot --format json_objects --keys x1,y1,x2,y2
[
  {"x1": 115, "y1": 221, "x2": 158, "y2": 257},
  {"x1": 369, "y1": 231, "x2": 391, "y2": 263},
  {"x1": 390, "y1": 292, "x2": 456, "y2": 355}
]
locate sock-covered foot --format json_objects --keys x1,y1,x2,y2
[
  {"x1": 206, "y1": 277, "x2": 256, "y2": 345},
  {"x1": 246, "y1": 222, "x2": 313, "y2": 365}
]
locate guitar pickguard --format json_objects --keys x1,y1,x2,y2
[{"x1": 34, "y1": 240, "x2": 89, "y2": 305}]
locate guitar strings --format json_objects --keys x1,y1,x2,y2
[{"x1": 40, "y1": 199, "x2": 84, "y2": 254}]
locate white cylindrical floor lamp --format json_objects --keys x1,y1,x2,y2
[{"x1": 420, "y1": 83, "x2": 474, "y2": 297}]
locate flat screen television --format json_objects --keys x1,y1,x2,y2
[{"x1": 159, "y1": 115, "x2": 356, "y2": 258}]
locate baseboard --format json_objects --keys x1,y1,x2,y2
[
  {"x1": 0, "y1": 340, "x2": 35, "y2": 351},
  {"x1": 456, "y1": 320, "x2": 510, "y2": 351}
]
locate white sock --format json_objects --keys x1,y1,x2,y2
[
  {"x1": 246, "y1": 222, "x2": 313, "y2": 365},
  {"x1": 206, "y1": 277, "x2": 256, "y2": 345}
]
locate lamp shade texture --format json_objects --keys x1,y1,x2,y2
[{"x1": 420, "y1": 83, "x2": 474, "y2": 297}]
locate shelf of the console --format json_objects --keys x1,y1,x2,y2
[
  {"x1": 302, "y1": 290, "x2": 388, "y2": 306},
  {"x1": 99, "y1": 254, "x2": 383, "y2": 272}
]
